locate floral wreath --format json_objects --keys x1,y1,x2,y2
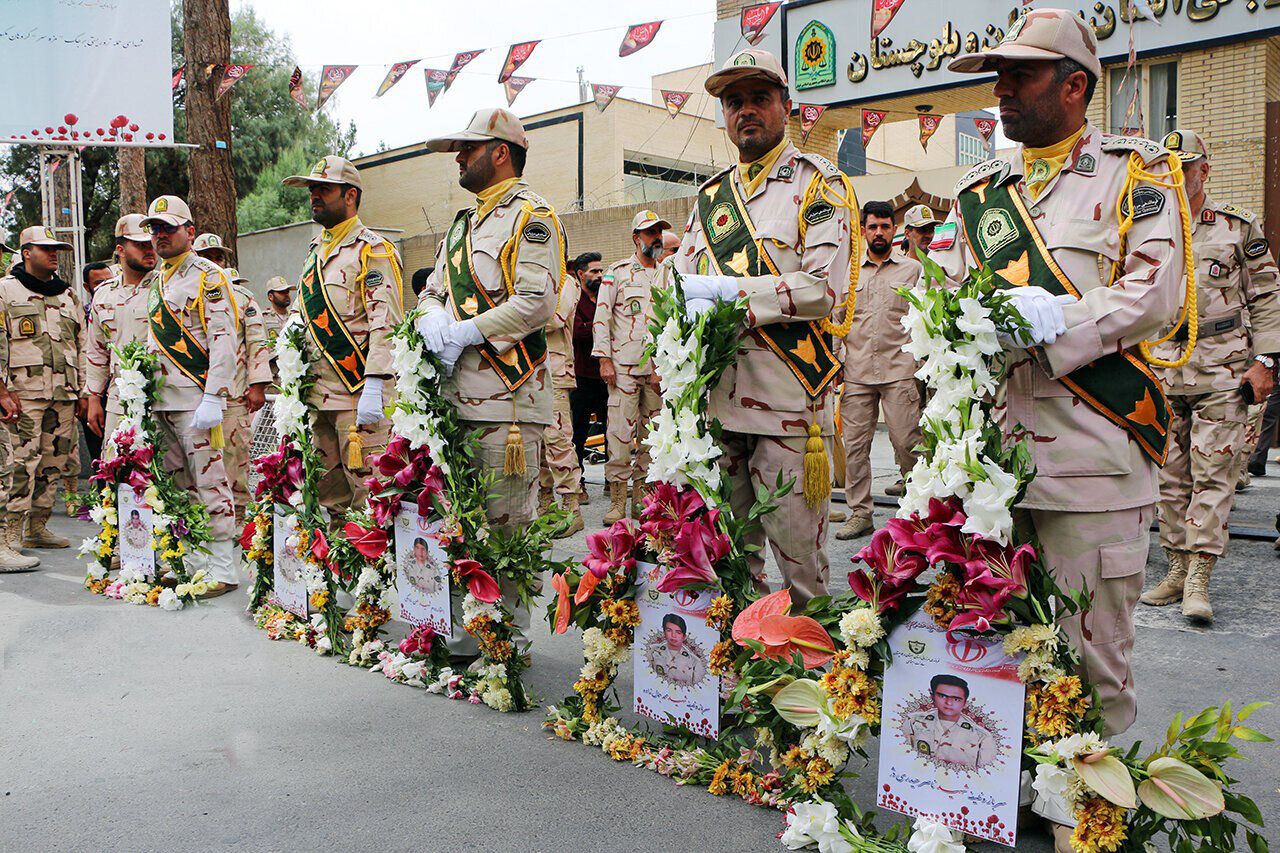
[
  {"x1": 544, "y1": 267, "x2": 1271, "y2": 853},
  {"x1": 75, "y1": 341, "x2": 213, "y2": 610}
]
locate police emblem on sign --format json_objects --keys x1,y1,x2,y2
[{"x1": 976, "y1": 208, "x2": 1018, "y2": 257}]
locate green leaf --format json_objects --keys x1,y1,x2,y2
[
  {"x1": 1224, "y1": 791, "x2": 1264, "y2": 826},
  {"x1": 1230, "y1": 726, "x2": 1273, "y2": 743},
  {"x1": 1237, "y1": 701, "x2": 1271, "y2": 722}
]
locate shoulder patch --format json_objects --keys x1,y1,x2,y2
[
  {"x1": 356, "y1": 226, "x2": 387, "y2": 245},
  {"x1": 523, "y1": 220, "x2": 552, "y2": 244},
  {"x1": 245, "y1": 305, "x2": 258, "y2": 317},
  {"x1": 364, "y1": 270, "x2": 384, "y2": 287},
  {"x1": 803, "y1": 199, "x2": 835, "y2": 226},
  {"x1": 1120, "y1": 185, "x2": 1166, "y2": 220},
  {"x1": 954, "y1": 158, "x2": 1009, "y2": 195},
  {"x1": 1244, "y1": 238, "x2": 1270, "y2": 259},
  {"x1": 1101, "y1": 135, "x2": 1169, "y2": 165},
  {"x1": 960, "y1": 721, "x2": 972, "y2": 730},
  {"x1": 1217, "y1": 202, "x2": 1257, "y2": 224},
  {"x1": 929, "y1": 221, "x2": 957, "y2": 251}
]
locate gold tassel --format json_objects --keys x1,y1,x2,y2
[
  {"x1": 209, "y1": 423, "x2": 225, "y2": 450},
  {"x1": 347, "y1": 424, "x2": 364, "y2": 469},
  {"x1": 802, "y1": 420, "x2": 830, "y2": 508},
  {"x1": 504, "y1": 423, "x2": 525, "y2": 477}
]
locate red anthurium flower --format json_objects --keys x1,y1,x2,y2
[
  {"x1": 453, "y1": 558, "x2": 501, "y2": 603},
  {"x1": 574, "y1": 570, "x2": 601, "y2": 604},
  {"x1": 731, "y1": 588, "x2": 792, "y2": 655},
  {"x1": 551, "y1": 572, "x2": 571, "y2": 634},
  {"x1": 758, "y1": 614, "x2": 837, "y2": 668},
  {"x1": 343, "y1": 521, "x2": 388, "y2": 560},
  {"x1": 310, "y1": 527, "x2": 330, "y2": 564}
]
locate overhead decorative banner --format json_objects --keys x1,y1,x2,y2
[
  {"x1": 289, "y1": 66, "x2": 309, "y2": 109},
  {"x1": 424, "y1": 68, "x2": 451, "y2": 108},
  {"x1": 660, "y1": 89, "x2": 691, "y2": 118},
  {"x1": 449, "y1": 49, "x2": 484, "y2": 85},
  {"x1": 592, "y1": 83, "x2": 621, "y2": 112},
  {"x1": 972, "y1": 116, "x2": 997, "y2": 144},
  {"x1": 798, "y1": 104, "x2": 826, "y2": 144},
  {"x1": 918, "y1": 113, "x2": 942, "y2": 151},
  {"x1": 871, "y1": 0, "x2": 909, "y2": 38},
  {"x1": 172, "y1": 65, "x2": 185, "y2": 92},
  {"x1": 794, "y1": 19, "x2": 837, "y2": 90},
  {"x1": 861, "y1": 109, "x2": 887, "y2": 146},
  {"x1": 376, "y1": 60, "x2": 419, "y2": 97},
  {"x1": 504, "y1": 76, "x2": 534, "y2": 107},
  {"x1": 499, "y1": 41, "x2": 539, "y2": 84},
  {"x1": 316, "y1": 65, "x2": 357, "y2": 110},
  {"x1": 619, "y1": 21, "x2": 663, "y2": 57},
  {"x1": 215, "y1": 63, "x2": 253, "y2": 100},
  {"x1": 741, "y1": 2, "x2": 782, "y2": 46}
]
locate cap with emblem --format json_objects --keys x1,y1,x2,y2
[
  {"x1": 632, "y1": 209, "x2": 671, "y2": 232},
  {"x1": 705, "y1": 48, "x2": 789, "y2": 97},
  {"x1": 282, "y1": 155, "x2": 363, "y2": 190},
  {"x1": 114, "y1": 213, "x2": 152, "y2": 243},
  {"x1": 223, "y1": 266, "x2": 248, "y2": 284},
  {"x1": 1161, "y1": 129, "x2": 1210, "y2": 164},
  {"x1": 948, "y1": 8, "x2": 1101, "y2": 78},
  {"x1": 266, "y1": 275, "x2": 293, "y2": 293},
  {"x1": 142, "y1": 195, "x2": 194, "y2": 228},
  {"x1": 18, "y1": 225, "x2": 72, "y2": 250},
  {"x1": 903, "y1": 204, "x2": 942, "y2": 229},
  {"x1": 193, "y1": 232, "x2": 236, "y2": 258},
  {"x1": 427, "y1": 108, "x2": 529, "y2": 153}
]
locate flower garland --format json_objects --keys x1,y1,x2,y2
[{"x1": 74, "y1": 342, "x2": 212, "y2": 610}]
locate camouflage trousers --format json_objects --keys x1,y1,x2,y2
[
  {"x1": 539, "y1": 387, "x2": 582, "y2": 497},
  {"x1": 9, "y1": 398, "x2": 76, "y2": 520},
  {"x1": 605, "y1": 372, "x2": 661, "y2": 485},
  {"x1": 1157, "y1": 390, "x2": 1248, "y2": 556},
  {"x1": 1018, "y1": 504, "x2": 1152, "y2": 736},
  {"x1": 719, "y1": 430, "x2": 831, "y2": 607},
  {"x1": 840, "y1": 379, "x2": 923, "y2": 518},
  {"x1": 224, "y1": 400, "x2": 254, "y2": 525},
  {"x1": 0, "y1": 421, "x2": 14, "y2": 520},
  {"x1": 154, "y1": 410, "x2": 235, "y2": 541},
  {"x1": 312, "y1": 408, "x2": 389, "y2": 524}
]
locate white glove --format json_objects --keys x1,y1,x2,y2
[
  {"x1": 999, "y1": 287, "x2": 1072, "y2": 348},
  {"x1": 439, "y1": 318, "x2": 485, "y2": 372},
  {"x1": 356, "y1": 376, "x2": 384, "y2": 426},
  {"x1": 189, "y1": 393, "x2": 225, "y2": 431},
  {"x1": 681, "y1": 275, "x2": 740, "y2": 303},
  {"x1": 415, "y1": 308, "x2": 450, "y2": 354},
  {"x1": 686, "y1": 298, "x2": 717, "y2": 317}
]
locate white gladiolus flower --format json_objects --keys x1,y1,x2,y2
[
  {"x1": 906, "y1": 818, "x2": 964, "y2": 853},
  {"x1": 781, "y1": 800, "x2": 849, "y2": 852},
  {"x1": 961, "y1": 457, "x2": 1019, "y2": 545}
]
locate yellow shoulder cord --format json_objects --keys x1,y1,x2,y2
[
  {"x1": 359, "y1": 239, "x2": 406, "y2": 315},
  {"x1": 1109, "y1": 151, "x2": 1198, "y2": 368},
  {"x1": 194, "y1": 269, "x2": 235, "y2": 450}
]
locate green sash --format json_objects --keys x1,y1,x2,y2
[
  {"x1": 149, "y1": 278, "x2": 208, "y2": 389},
  {"x1": 957, "y1": 175, "x2": 1170, "y2": 464},
  {"x1": 443, "y1": 209, "x2": 546, "y2": 392},
  {"x1": 695, "y1": 174, "x2": 841, "y2": 398},
  {"x1": 300, "y1": 245, "x2": 366, "y2": 393}
]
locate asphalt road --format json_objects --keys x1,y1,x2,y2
[{"x1": 2, "y1": 437, "x2": 1277, "y2": 852}]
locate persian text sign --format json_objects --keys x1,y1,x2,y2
[{"x1": 0, "y1": 0, "x2": 174, "y2": 145}]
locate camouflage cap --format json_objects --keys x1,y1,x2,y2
[
  {"x1": 224, "y1": 266, "x2": 249, "y2": 284},
  {"x1": 632, "y1": 209, "x2": 671, "y2": 232},
  {"x1": 948, "y1": 9, "x2": 1101, "y2": 78},
  {"x1": 902, "y1": 204, "x2": 942, "y2": 228},
  {"x1": 266, "y1": 275, "x2": 294, "y2": 293},
  {"x1": 114, "y1": 213, "x2": 152, "y2": 243},
  {"x1": 706, "y1": 48, "x2": 789, "y2": 97},
  {"x1": 282, "y1": 155, "x2": 363, "y2": 190},
  {"x1": 1162, "y1": 129, "x2": 1210, "y2": 163},
  {"x1": 426, "y1": 108, "x2": 529, "y2": 153},
  {"x1": 142, "y1": 195, "x2": 194, "y2": 228},
  {"x1": 18, "y1": 225, "x2": 72, "y2": 250},
  {"x1": 193, "y1": 232, "x2": 236, "y2": 259}
]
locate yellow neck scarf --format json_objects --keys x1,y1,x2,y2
[
  {"x1": 1022, "y1": 124, "x2": 1086, "y2": 200},
  {"x1": 739, "y1": 138, "x2": 789, "y2": 197},
  {"x1": 161, "y1": 251, "x2": 190, "y2": 283},
  {"x1": 319, "y1": 216, "x2": 360, "y2": 260},
  {"x1": 476, "y1": 176, "x2": 521, "y2": 220}
]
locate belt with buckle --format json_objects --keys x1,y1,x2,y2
[{"x1": 1173, "y1": 312, "x2": 1241, "y2": 342}]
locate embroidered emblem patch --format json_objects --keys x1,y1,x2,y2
[
  {"x1": 523, "y1": 221, "x2": 551, "y2": 244},
  {"x1": 1120, "y1": 185, "x2": 1165, "y2": 220},
  {"x1": 976, "y1": 208, "x2": 1018, "y2": 257},
  {"x1": 706, "y1": 202, "x2": 740, "y2": 244}
]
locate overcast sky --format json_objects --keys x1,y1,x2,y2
[{"x1": 233, "y1": 0, "x2": 720, "y2": 157}]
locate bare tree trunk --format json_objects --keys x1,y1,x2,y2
[
  {"x1": 118, "y1": 147, "x2": 148, "y2": 216},
  {"x1": 182, "y1": 0, "x2": 237, "y2": 252}
]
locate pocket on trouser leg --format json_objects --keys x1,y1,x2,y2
[{"x1": 1093, "y1": 534, "x2": 1148, "y2": 645}]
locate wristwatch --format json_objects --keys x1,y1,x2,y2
[{"x1": 1255, "y1": 354, "x2": 1277, "y2": 371}]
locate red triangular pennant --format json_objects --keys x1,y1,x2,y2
[
  {"x1": 918, "y1": 113, "x2": 942, "y2": 151},
  {"x1": 172, "y1": 65, "x2": 185, "y2": 91},
  {"x1": 871, "y1": 0, "x2": 909, "y2": 38},
  {"x1": 376, "y1": 60, "x2": 419, "y2": 97},
  {"x1": 499, "y1": 41, "x2": 539, "y2": 84},
  {"x1": 424, "y1": 68, "x2": 450, "y2": 108},
  {"x1": 741, "y1": 3, "x2": 782, "y2": 46},
  {"x1": 661, "y1": 89, "x2": 691, "y2": 118},
  {"x1": 317, "y1": 65, "x2": 357, "y2": 110},
  {"x1": 215, "y1": 64, "x2": 253, "y2": 100},
  {"x1": 861, "y1": 109, "x2": 887, "y2": 146},
  {"x1": 798, "y1": 104, "x2": 826, "y2": 144},
  {"x1": 973, "y1": 117, "x2": 997, "y2": 144},
  {"x1": 448, "y1": 49, "x2": 484, "y2": 87},
  {"x1": 504, "y1": 76, "x2": 534, "y2": 107},
  {"x1": 289, "y1": 66, "x2": 309, "y2": 109},
  {"x1": 591, "y1": 83, "x2": 621, "y2": 112},
  {"x1": 619, "y1": 21, "x2": 662, "y2": 57}
]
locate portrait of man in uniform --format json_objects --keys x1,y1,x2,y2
[
  {"x1": 644, "y1": 613, "x2": 709, "y2": 688},
  {"x1": 402, "y1": 536, "x2": 444, "y2": 597},
  {"x1": 903, "y1": 674, "x2": 997, "y2": 771}
]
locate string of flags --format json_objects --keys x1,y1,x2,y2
[{"x1": 851, "y1": 108, "x2": 998, "y2": 150}]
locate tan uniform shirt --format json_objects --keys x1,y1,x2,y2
[
  {"x1": 0, "y1": 275, "x2": 85, "y2": 401},
  {"x1": 547, "y1": 274, "x2": 579, "y2": 391},
  {"x1": 672, "y1": 142, "x2": 853, "y2": 437},
  {"x1": 593, "y1": 256, "x2": 660, "y2": 372},
  {"x1": 1154, "y1": 197, "x2": 1280, "y2": 395},
  {"x1": 262, "y1": 307, "x2": 288, "y2": 352},
  {"x1": 422, "y1": 180, "x2": 563, "y2": 425},
  {"x1": 842, "y1": 250, "x2": 923, "y2": 385},
  {"x1": 231, "y1": 284, "x2": 272, "y2": 398},
  {"x1": 905, "y1": 711, "x2": 995, "y2": 769},
  {"x1": 148, "y1": 253, "x2": 237, "y2": 412},
  {"x1": 297, "y1": 221, "x2": 404, "y2": 411},
  {"x1": 932, "y1": 125, "x2": 1187, "y2": 512},
  {"x1": 648, "y1": 641, "x2": 707, "y2": 687},
  {"x1": 84, "y1": 275, "x2": 153, "y2": 414}
]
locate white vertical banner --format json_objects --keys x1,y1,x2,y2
[{"x1": 0, "y1": 0, "x2": 175, "y2": 145}]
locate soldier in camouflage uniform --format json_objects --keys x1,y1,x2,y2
[
  {"x1": 262, "y1": 276, "x2": 294, "y2": 382},
  {"x1": 0, "y1": 225, "x2": 85, "y2": 555},
  {"x1": 281, "y1": 156, "x2": 404, "y2": 521},
  {"x1": 222, "y1": 266, "x2": 272, "y2": 525},
  {"x1": 142, "y1": 196, "x2": 239, "y2": 596},
  {"x1": 671, "y1": 50, "x2": 856, "y2": 607},
  {"x1": 1145, "y1": 130, "x2": 1280, "y2": 623},
  {"x1": 419, "y1": 108, "x2": 563, "y2": 654},
  {"x1": 594, "y1": 210, "x2": 669, "y2": 524},
  {"x1": 539, "y1": 257, "x2": 584, "y2": 536}
]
